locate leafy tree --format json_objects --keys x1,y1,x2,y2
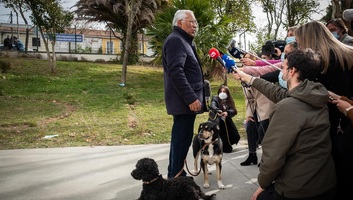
[
  {"x1": 23, "y1": 0, "x2": 73, "y2": 73},
  {"x1": 284, "y1": 0, "x2": 319, "y2": 28},
  {"x1": 74, "y1": 0, "x2": 168, "y2": 86},
  {"x1": 258, "y1": 0, "x2": 285, "y2": 39},
  {"x1": 212, "y1": 0, "x2": 256, "y2": 33},
  {"x1": 322, "y1": 0, "x2": 353, "y2": 35},
  {"x1": 147, "y1": 0, "x2": 254, "y2": 79},
  {"x1": 249, "y1": 27, "x2": 268, "y2": 53},
  {"x1": 257, "y1": 0, "x2": 319, "y2": 40}
]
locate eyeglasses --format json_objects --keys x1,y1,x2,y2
[{"x1": 183, "y1": 19, "x2": 198, "y2": 25}]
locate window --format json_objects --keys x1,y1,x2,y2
[
  {"x1": 106, "y1": 41, "x2": 114, "y2": 54},
  {"x1": 120, "y1": 41, "x2": 123, "y2": 51},
  {"x1": 32, "y1": 37, "x2": 40, "y2": 46}
]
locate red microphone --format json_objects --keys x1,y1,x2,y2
[{"x1": 208, "y1": 47, "x2": 225, "y2": 67}]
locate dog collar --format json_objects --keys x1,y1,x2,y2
[{"x1": 143, "y1": 175, "x2": 160, "y2": 184}]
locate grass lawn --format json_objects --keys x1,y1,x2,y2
[{"x1": 0, "y1": 57, "x2": 247, "y2": 149}]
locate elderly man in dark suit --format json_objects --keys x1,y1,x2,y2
[{"x1": 162, "y1": 9, "x2": 206, "y2": 179}]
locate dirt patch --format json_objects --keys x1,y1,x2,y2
[
  {"x1": 39, "y1": 100, "x2": 76, "y2": 127},
  {"x1": 127, "y1": 105, "x2": 138, "y2": 129}
]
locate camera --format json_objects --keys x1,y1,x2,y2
[
  {"x1": 273, "y1": 40, "x2": 286, "y2": 53},
  {"x1": 261, "y1": 40, "x2": 286, "y2": 59}
]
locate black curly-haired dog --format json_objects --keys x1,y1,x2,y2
[{"x1": 131, "y1": 157, "x2": 216, "y2": 200}]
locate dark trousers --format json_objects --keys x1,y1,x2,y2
[
  {"x1": 246, "y1": 115, "x2": 269, "y2": 153},
  {"x1": 167, "y1": 114, "x2": 196, "y2": 179},
  {"x1": 258, "y1": 184, "x2": 336, "y2": 200},
  {"x1": 334, "y1": 123, "x2": 353, "y2": 200}
]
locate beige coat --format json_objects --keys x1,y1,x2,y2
[{"x1": 244, "y1": 87, "x2": 274, "y2": 121}]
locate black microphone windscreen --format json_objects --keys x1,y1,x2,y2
[
  {"x1": 204, "y1": 80, "x2": 211, "y2": 97},
  {"x1": 343, "y1": 9, "x2": 353, "y2": 21}
]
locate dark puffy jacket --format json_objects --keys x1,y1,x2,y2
[{"x1": 162, "y1": 26, "x2": 206, "y2": 115}]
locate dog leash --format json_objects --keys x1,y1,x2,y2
[
  {"x1": 209, "y1": 110, "x2": 232, "y2": 147},
  {"x1": 223, "y1": 119, "x2": 232, "y2": 147},
  {"x1": 174, "y1": 143, "x2": 210, "y2": 178}
]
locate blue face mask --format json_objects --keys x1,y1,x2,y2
[
  {"x1": 280, "y1": 53, "x2": 285, "y2": 61},
  {"x1": 286, "y1": 36, "x2": 295, "y2": 44},
  {"x1": 331, "y1": 32, "x2": 340, "y2": 39},
  {"x1": 278, "y1": 71, "x2": 287, "y2": 89}
]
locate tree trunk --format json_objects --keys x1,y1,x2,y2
[
  {"x1": 39, "y1": 28, "x2": 54, "y2": 73},
  {"x1": 120, "y1": 0, "x2": 140, "y2": 86},
  {"x1": 51, "y1": 41, "x2": 57, "y2": 73},
  {"x1": 25, "y1": 28, "x2": 29, "y2": 53}
]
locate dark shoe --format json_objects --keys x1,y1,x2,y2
[
  {"x1": 240, "y1": 153, "x2": 257, "y2": 166},
  {"x1": 223, "y1": 146, "x2": 233, "y2": 153}
]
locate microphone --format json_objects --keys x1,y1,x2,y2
[
  {"x1": 343, "y1": 9, "x2": 353, "y2": 21},
  {"x1": 227, "y1": 40, "x2": 281, "y2": 70},
  {"x1": 221, "y1": 54, "x2": 251, "y2": 88},
  {"x1": 208, "y1": 47, "x2": 250, "y2": 87},
  {"x1": 208, "y1": 47, "x2": 226, "y2": 67},
  {"x1": 226, "y1": 39, "x2": 245, "y2": 59},
  {"x1": 221, "y1": 54, "x2": 238, "y2": 73}
]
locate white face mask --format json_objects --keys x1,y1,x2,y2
[
  {"x1": 286, "y1": 36, "x2": 295, "y2": 43},
  {"x1": 332, "y1": 31, "x2": 340, "y2": 39},
  {"x1": 278, "y1": 71, "x2": 287, "y2": 89},
  {"x1": 218, "y1": 92, "x2": 228, "y2": 100}
]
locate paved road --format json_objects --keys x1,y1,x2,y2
[{"x1": 0, "y1": 141, "x2": 261, "y2": 200}]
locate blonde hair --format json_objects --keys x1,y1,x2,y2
[
  {"x1": 244, "y1": 51, "x2": 257, "y2": 61},
  {"x1": 295, "y1": 21, "x2": 353, "y2": 73}
]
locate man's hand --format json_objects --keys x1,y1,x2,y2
[
  {"x1": 232, "y1": 68, "x2": 253, "y2": 84},
  {"x1": 328, "y1": 91, "x2": 341, "y2": 100},
  {"x1": 246, "y1": 116, "x2": 254, "y2": 123},
  {"x1": 189, "y1": 99, "x2": 202, "y2": 112},
  {"x1": 331, "y1": 99, "x2": 351, "y2": 115},
  {"x1": 274, "y1": 47, "x2": 282, "y2": 56},
  {"x1": 251, "y1": 186, "x2": 265, "y2": 200}
]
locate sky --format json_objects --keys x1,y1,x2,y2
[
  {"x1": 0, "y1": 0, "x2": 331, "y2": 49},
  {"x1": 0, "y1": 0, "x2": 76, "y2": 24},
  {"x1": 240, "y1": 0, "x2": 331, "y2": 49}
]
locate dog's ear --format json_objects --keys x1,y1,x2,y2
[
  {"x1": 215, "y1": 124, "x2": 220, "y2": 131},
  {"x1": 131, "y1": 158, "x2": 160, "y2": 182},
  {"x1": 212, "y1": 122, "x2": 220, "y2": 133},
  {"x1": 198, "y1": 123, "x2": 204, "y2": 132}
]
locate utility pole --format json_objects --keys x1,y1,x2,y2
[
  {"x1": 75, "y1": 25, "x2": 77, "y2": 53},
  {"x1": 15, "y1": 11, "x2": 19, "y2": 38},
  {"x1": 243, "y1": 32, "x2": 246, "y2": 51},
  {"x1": 10, "y1": 11, "x2": 13, "y2": 45},
  {"x1": 109, "y1": 29, "x2": 112, "y2": 54}
]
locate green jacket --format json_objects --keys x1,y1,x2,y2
[{"x1": 252, "y1": 78, "x2": 336, "y2": 198}]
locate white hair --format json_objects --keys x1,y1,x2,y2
[{"x1": 172, "y1": 10, "x2": 194, "y2": 26}]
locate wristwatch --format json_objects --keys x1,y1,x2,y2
[{"x1": 344, "y1": 106, "x2": 353, "y2": 116}]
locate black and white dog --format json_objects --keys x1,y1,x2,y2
[
  {"x1": 131, "y1": 157, "x2": 216, "y2": 200},
  {"x1": 192, "y1": 121, "x2": 225, "y2": 189}
]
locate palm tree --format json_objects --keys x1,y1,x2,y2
[
  {"x1": 147, "y1": 0, "x2": 233, "y2": 75},
  {"x1": 75, "y1": 0, "x2": 168, "y2": 86}
]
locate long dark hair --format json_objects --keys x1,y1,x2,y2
[{"x1": 217, "y1": 85, "x2": 236, "y2": 111}]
